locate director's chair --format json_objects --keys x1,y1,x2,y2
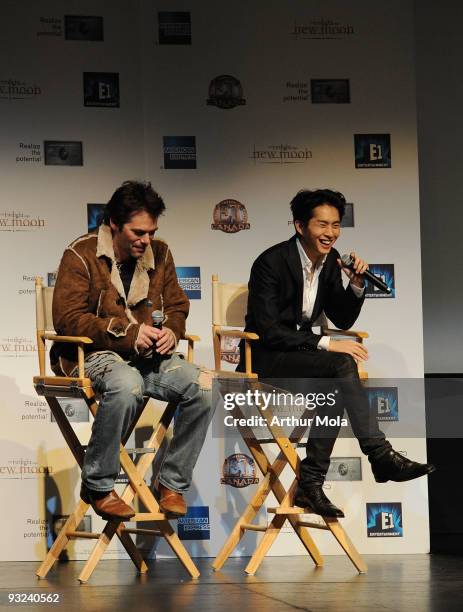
[
  {"x1": 211, "y1": 274, "x2": 368, "y2": 575},
  {"x1": 33, "y1": 276, "x2": 200, "y2": 582}
]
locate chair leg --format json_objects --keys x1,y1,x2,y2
[
  {"x1": 289, "y1": 516, "x2": 324, "y2": 567},
  {"x1": 281, "y1": 478, "x2": 324, "y2": 567},
  {"x1": 37, "y1": 500, "x2": 89, "y2": 579},
  {"x1": 78, "y1": 520, "x2": 151, "y2": 583},
  {"x1": 117, "y1": 526, "x2": 149, "y2": 574},
  {"x1": 160, "y1": 521, "x2": 200, "y2": 579},
  {"x1": 212, "y1": 472, "x2": 272, "y2": 571},
  {"x1": 78, "y1": 521, "x2": 120, "y2": 583},
  {"x1": 248, "y1": 450, "x2": 324, "y2": 569},
  {"x1": 324, "y1": 517, "x2": 368, "y2": 574},
  {"x1": 244, "y1": 514, "x2": 286, "y2": 575}
]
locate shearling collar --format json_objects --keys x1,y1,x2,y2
[{"x1": 96, "y1": 223, "x2": 155, "y2": 307}]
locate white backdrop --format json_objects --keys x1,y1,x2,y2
[{"x1": 0, "y1": 0, "x2": 429, "y2": 563}]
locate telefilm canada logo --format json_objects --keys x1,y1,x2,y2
[
  {"x1": 158, "y1": 12, "x2": 191, "y2": 44},
  {"x1": 51, "y1": 398, "x2": 89, "y2": 423},
  {"x1": 84, "y1": 72, "x2": 119, "y2": 107},
  {"x1": 0, "y1": 79, "x2": 42, "y2": 100},
  {"x1": 221, "y1": 454, "x2": 259, "y2": 488},
  {"x1": 65, "y1": 16, "x2": 104, "y2": 41},
  {"x1": 44, "y1": 141, "x2": 83, "y2": 166},
  {"x1": 37, "y1": 15, "x2": 103, "y2": 39},
  {"x1": 355, "y1": 134, "x2": 391, "y2": 168},
  {"x1": 367, "y1": 387, "x2": 399, "y2": 422},
  {"x1": 0, "y1": 337, "x2": 37, "y2": 358},
  {"x1": 52, "y1": 515, "x2": 91, "y2": 538},
  {"x1": 291, "y1": 19, "x2": 355, "y2": 40},
  {"x1": 221, "y1": 336, "x2": 240, "y2": 364},
  {"x1": 0, "y1": 212, "x2": 46, "y2": 232},
  {"x1": 251, "y1": 144, "x2": 313, "y2": 164},
  {"x1": 211, "y1": 199, "x2": 250, "y2": 234},
  {"x1": 365, "y1": 264, "x2": 395, "y2": 298},
  {"x1": 178, "y1": 506, "x2": 210, "y2": 540},
  {"x1": 0, "y1": 458, "x2": 53, "y2": 479},
  {"x1": 176, "y1": 267, "x2": 201, "y2": 299},
  {"x1": 207, "y1": 75, "x2": 246, "y2": 109},
  {"x1": 311, "y1": 79, "x2": 350, "y2": 103},
  {"x1": 326, "y1": 457, "x2": 362, "y2": 481},
  {"x1": 163, "y1": 136, "x2": 196, "y2": 169},
  {"x1": 367, "y1": 502, "x2": 403, "y2": 537}
]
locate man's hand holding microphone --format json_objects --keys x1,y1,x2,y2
[
  {"x1": 327, "y1": 251, "x2": 370, "y2": 363},
  {"x1": 135, "y1": 311, "x2": 176, "y2": 370}
]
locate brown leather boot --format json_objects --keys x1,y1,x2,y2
[
  {"x1": 158, "y1": 484, "x2": 187, "y2": 517},
  {"x1": 80, "y1": 485, "x2": 135, "y2": 521}
]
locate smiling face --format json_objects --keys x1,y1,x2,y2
[
  {"x1": 110, "y1": 210, "x2": 158, "y2": 262},
  {"x1": 295, "y1": 204, "x2": 341, "y2": 264}
]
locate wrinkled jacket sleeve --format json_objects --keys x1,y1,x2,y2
[
  {"x1": 248, "y1": 255, "x2": 322, "y2": 351},
  {"x1": 162, "y1": 248, "x2": 189, "y2": 341},
  {"x1": 52, "y1": 249, "x2": 139, "y2": 353}
]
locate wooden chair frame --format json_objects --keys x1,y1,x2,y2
[
  {"x1": 34, "y1": 276, "x2": 200, "y2": 582},
  {"x1": 211, "y1": 274, "x2": 368, "y2": 575}
]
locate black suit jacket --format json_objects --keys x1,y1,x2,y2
[{"x1": 239, "y1": 235, "x2": 365, "y2": 377}]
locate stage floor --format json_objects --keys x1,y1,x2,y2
[{"x1": 0, "y1": 554, "x2": 461, "y2": 611}]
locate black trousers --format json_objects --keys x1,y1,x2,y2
[{"x1": 264, "y1": 350, "x2": 391, "y2": 486}]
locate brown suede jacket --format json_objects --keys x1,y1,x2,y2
[{"x1": 50, "y1": 224, "x2": 189, "y2": 376}]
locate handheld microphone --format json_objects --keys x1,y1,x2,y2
[
  {"x1": 341, "y1": 254, "x2": 391, "y2": 294},
  {"x1": 151, "y1": 310, "x2": 164, "y2": 373}
]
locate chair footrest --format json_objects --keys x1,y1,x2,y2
[
  {"x1": 240, "y1": 523, "x2": 268, "y2": 532},
  {"x1": 123, "y1": 527, "x2": 162, "y2": 537},
  {"x1": 296, "y1": 520, "x2": 329, "y2": 530},
  {"x1": 67, "y1": 531, "x2": 101, "y2": 539},
  {"x1": 215, "y1": 371, "x2": 258, "y2": 379},
  {"x1": 131, "y1": 512, "x2": 166, "y2": 521},
  {"x1": 267, "y1": 506, "x2": 312, "y2": 515}
]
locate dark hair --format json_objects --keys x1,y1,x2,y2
[
  {"x1": 103, "y1": 181, "x2": 166, "y2": 229},
  {"x1": 290, "y1": 189, "x2": 346, "y2": 225}
]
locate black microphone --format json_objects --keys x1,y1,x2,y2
[
  {"x1": 341, "y1": 254, "x2": 391, "y2": 294},
  {"x1": 151, "y1": 310, "x2": 164, "y2": 373}
]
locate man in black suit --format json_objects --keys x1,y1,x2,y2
[{"x1": 240, "y1": 189, "x2": 434, "y2": 517}]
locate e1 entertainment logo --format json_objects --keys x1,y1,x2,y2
[
  {"x1": 354, "y1": 134, "x2": 391, "y2": 168},
  {"x1": 367, "y1": 387, "x2": 399, "y2": 422},
  {"x1": 367, "y1": 502, "x2": 403, "y2": 537}
]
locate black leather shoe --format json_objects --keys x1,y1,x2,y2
[
  {"x1": 370, "y1": 450, "x2": 436, "y2": 483},
  {"x1": 294, "y1": 484, "x2": 344, "y2": 518}
]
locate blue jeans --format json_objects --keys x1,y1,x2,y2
[{"x1": 76, "y1": 351, "x2": 213, "y2": 494}]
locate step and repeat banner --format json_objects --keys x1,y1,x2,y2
[{"x1": 0, "y1": 0, "x2": 429, "y2": 562}]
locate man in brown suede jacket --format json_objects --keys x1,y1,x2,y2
[{"x1": 51, "y1": 181, "x2": 212, "y2": 519}]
